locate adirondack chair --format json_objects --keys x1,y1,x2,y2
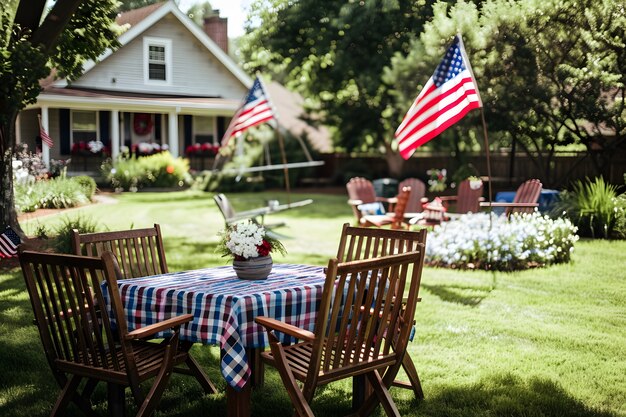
[
  {"x1": 438, "y1": 178, "x2": 484, "y2": 217},
  {"x1": 335, "y1": 223, "x2": 427, "y2": 400},
  {"x1": 360, "y1": 186, "x2": 411, "y2": 229},
  {"x1": 398, "y1": 178, "x2": 427, "y2": 215},
  {"x1": 346, "y1": 177, "x2": 396, "y2": 223},
  {"x1": 71, "y1": 225, "x2": 217, "y2": 395},
  {"x1": 19, "y1": 249, "x2": 195, "y2": 417},
  {"x1": 255, "y1": 248, "x2": 426, "y2": 417},
  {"x1": 480, "y1": 179, "x2": 542, "y2": 216}
]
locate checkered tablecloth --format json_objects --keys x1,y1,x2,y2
[{"x1": 102, "y1": 264, "x2": 326, "y2": 391}]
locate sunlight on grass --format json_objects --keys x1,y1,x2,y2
[{"x1": 4, "y1": 191, "x2": 625, "y2": 417}]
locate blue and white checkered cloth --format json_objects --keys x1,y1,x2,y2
[{"x1": 102, "y1": 264, "x2": 326, "y2": 390}]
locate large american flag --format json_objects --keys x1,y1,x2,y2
[
  {"x1": 221, "y1": 77, "x2": 275, "y2": 147},
  {"x1": 0, "y1": 227, "x2": 21, "y2": 259},
  {"x1": 395, "y1": 35, "x2": 481, "y2": 160},
  {"x1": 38, "y1": 115, "x2": 54, "y2": 148}
]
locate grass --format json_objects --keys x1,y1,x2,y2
[{"x1": 2, "y1": 190, "x2": 625, "y2": 417}]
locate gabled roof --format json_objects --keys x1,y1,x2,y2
[{"x1": 53, "y1": 0, "x2": 251, "y2": 89}]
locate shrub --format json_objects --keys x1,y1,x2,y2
[
  {"x1": 552, "y1": 177, "x2": 623, "y2": 239},
  {"x1": 103, "y1": 152, "x2": 190, "y2": 190},
  {"x1": 140, "y1": 151, "x2": 190, "y2": 188},
  {"x1": 426, "y1": 212, "x2": 579, "y2": 271},
  {"x1": 53, "y1": 215, "x2": 100, "y2": 254},
  {"x1": 71, "y1": 175, "x2": 97, "y2": 199},
  {"x1": 14, "y1": 177, "x2": 90, "y2": 213}
]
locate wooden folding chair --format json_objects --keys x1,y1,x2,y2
[
  {"x1": 256, "y1": 248, "x2": 426, "y2": 417},
  {"x1": 335, "y1": 223, "x2": 427, "y2": 400},
  {"x1": 19, "y1": 249, "x2": 195, "y2": 417},
  {"x1": 71, "y1": 225, "x2": 217, "y2": 395}
]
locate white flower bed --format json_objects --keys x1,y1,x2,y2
[{"x1": 426, "y1": 212, "x2": 579, "y2": 270}]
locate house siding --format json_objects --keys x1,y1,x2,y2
[{"x1": 71, "y1": 14, "x2": 246, "y2": 100}]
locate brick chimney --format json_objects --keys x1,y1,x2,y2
[{"x1": 204, "y1": 11, "x2": 228, "y2": 54}]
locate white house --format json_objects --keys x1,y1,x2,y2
[{"x1": 17, "y1": 1, "x2": 254, "y2": 168}]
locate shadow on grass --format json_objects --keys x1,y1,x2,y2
[
  {"x1": 409, "y1": 373, "x2": 616, "y2": 417},
  {"x1": 421, "y1": 283, "x2": 493, "y2": 306}
]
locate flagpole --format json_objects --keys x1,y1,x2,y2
[
  {"x1": 480, "y1": 109, "x2": 493, "y2": 206},
  {"x1": 257, "y1": 75, "x2": 291, "y2": 204}
]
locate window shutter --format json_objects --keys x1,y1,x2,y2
[
  {"x1": 184, "y1": 115, "x2": 192, "y2": 148},
  {"x1": 60, "y1": 109, "x2": 70, "y2": 155},
  {"x1": 99, "y1": 111, "x2": 110, "y2": 146}
]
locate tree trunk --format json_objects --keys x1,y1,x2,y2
[
  {"x1": 0, "y1": 110, "x2": 22, "y2": 236},
  {"x1": 384, "y1": 142, "x2": 405, "y2": 179}
]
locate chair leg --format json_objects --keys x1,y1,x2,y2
[
  {"x1": 136, "y1": 345, "x2": 176, "y2": 417},
  {"x1": 268, "y1": 335, "x2": 315, "y2": 417},
  {"x1": 394, "y1": 351, "x2": 424, "y2": 400},
  {"x1": 185, "y1": 354, "x2": 218, "y2": 394},
  {"x1": 364, "y1": 370, "x2": 400, "y2": 417},
  {"x1": 51, "y1": 375, "x2": 83, "y2": 417}
]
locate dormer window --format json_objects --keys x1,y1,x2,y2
[{"x1": 143, "y1": 37, "x2": 172, "y2": 85}]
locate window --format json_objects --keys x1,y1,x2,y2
[
  {"x1": 71, "y1": 110, "x2": 98, "y2": 142},
  {"x1": 193, "y1": 116, "x2": 215, "y2": 144},
  {"x1": 148, "y1": 46, "x2": 166, "y2": 80},
  {"x1": 143, "y1": 37, "x2": 172, "y2": 84}
]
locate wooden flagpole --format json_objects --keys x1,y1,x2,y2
[{"x1": 257, "y1": 75, "x2": 291, "y2": 203}]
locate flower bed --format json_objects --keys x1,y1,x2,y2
[{"x1": 425, "y1": 212, "x2": 579, "y2": 271}]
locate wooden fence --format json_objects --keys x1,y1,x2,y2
[{"x1": 303, "y1": 151, "x2": 626, "y2": 192}]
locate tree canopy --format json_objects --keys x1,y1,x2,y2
[
  {"x1": 242, "y1": 0, "x2": 625, "y2": 184},
  {"x1": 0, "y1": 0, "x2": 120, "y2": 232}
]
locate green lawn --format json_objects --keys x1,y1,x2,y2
[{"x1": 2, "y1": 190, "x2": 625, "y2": 417}]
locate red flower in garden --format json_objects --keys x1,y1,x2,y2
[{"x1": 166, "y1": 165, "x2": 175, "y2": 174}]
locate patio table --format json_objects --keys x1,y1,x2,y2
[{"x1": 102, "y1": 263, "x2": 327, "y2": 417}]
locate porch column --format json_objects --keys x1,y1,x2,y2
[
  {"x1": 111, "y1": 110, "x2": 120, "y2": 159},
  {"x1": 15, "y1": 113, "x2": 21, "y2": 144},
  {"x1": 41, "y1": 106, "x2": 50, "y2": 168},
  {"x1": 168, "y1": 111, "x2": 179, "y2": 157}
]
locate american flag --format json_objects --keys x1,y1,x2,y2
[
  {"x1": 395, "y1": 35, "x2": 481, "y2": 160},
  {"x1": 0, "y1": 227, "x2": 21, "y2": 259},
  {"x1": 221, "y1": 77, "x2": 275, "y2": 147},
  {"x1": 38, "y1": 115, "x2": 54, "y2": 148}
]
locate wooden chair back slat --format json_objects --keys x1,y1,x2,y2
[
  {"x1": 20, "y1": 252, "x2": 123, "y2": 372},
  {"x1": 313, "y1": 251, "x2": 423, "y2": 377},
  {"x1": 20, "y1": 249, "x2": 194, "y2": 415},
  {"x1": 456, "y1": 179, "x2": 484, "y2": 214},
  {"x1": 72, "y1": 225, "x2": 168, "y2": 279},
  {"x1": 398, "y1": 178, "x2": 426, "y2": 213},
  {"x1": 508, "y1": 179, "x2": 543, "y2": 215},
  {"x1": 337, "y1": 223, "x2": 425, "y2": 262}
]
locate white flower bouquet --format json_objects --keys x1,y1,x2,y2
[{"x1": 217, "y1": 220, "x2": 286, "y2": 261}]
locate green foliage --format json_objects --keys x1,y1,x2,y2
[
  {"x1": 52, "y1": 215, "x2": 100, "y2": 254},
  {"x1": 104, "y1": 152, "x2": 191, "y2": 190},
  {"x1": 387, "y1": 0, "x2": 626, "y2": 185},
  {"x1": 71, "y1": 175, "x2": 97, "y2": 199},
  {"x1": 14, "y1": 177, "x2": 90, "y2": 213},
  {"x1": 240, "y1": 0, "x2": 440, "y2": 155},
  {"x1": 117, "y1": 0, "x2": 162, "y2": 12},
  {"x1": 553, "y1": 177, "x2": 624, "y2": 239}
]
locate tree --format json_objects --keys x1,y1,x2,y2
[
  {"x1": 240, "y1": 0, "x2": 455, "y2": 178},
  {"x1": 0, "y1": 0, "x2": 120, "y2": 234},
  {"x1": 117, "y1": 0, "x2": 162, "y2": 12}
]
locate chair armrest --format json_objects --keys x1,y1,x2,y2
[
  {"x1": 125, "y1": 313, "x2": 194, "y2": 340},
  {"x1": 438, "y1": 196, "x2": 458, "y2": 202},
  {"x1": 347, "y1": 199, "x2": 364, "y2": 206},
  {"x1": 377, "y1": 196, "x2": 397, "y2": 204},
  {"x1": 480, "y1": 202, "x2": 539, "y2": 208},
  {"x1": 255, "y1": 316, "x2": 316, "y2": 343}
]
